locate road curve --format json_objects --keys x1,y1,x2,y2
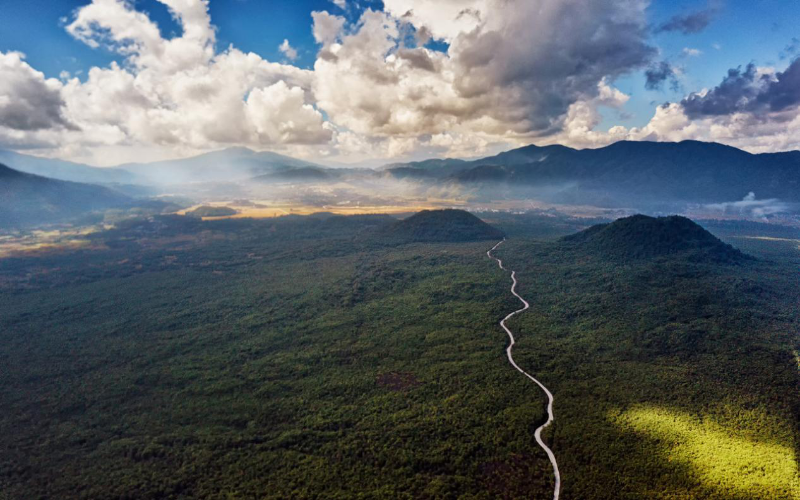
[{"x1": 488, "y1": 239, "x2": 561, "y2": 500}]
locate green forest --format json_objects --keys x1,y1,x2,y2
[{"x1": 1, "y1": 212, "x2": 799, "y2": 499}]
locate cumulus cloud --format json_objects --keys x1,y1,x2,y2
[
  {"x1": 0, "y1": 52, "x2": 73, "y2": 134},
  {"x1": 682, "y1": 59, "x2": 800, "y2": 118},
  {"x1": 382, "y1": 0, "x2": 487, "y2": 41},
  {"x1": 0, "y1": 0, "x2": 334, "y2": 163},
  {"x1": 279, "y1": 39, "x2": 298, "y2": 61},
  {"x1": 645, "y1": 61, "x2": 680, "y2": 91},
  {"x1": 544, "y1": 51, "x2": 800, "y2": 155},
  {"x1": 245, "y1": 81, "x2": 330, "y2": 144},
  {"x1": 5, "y1": 0, "x2": 800, "y2": 165},
  {"x1": 551, "y1": 81, "x2": 631, "y2": 149},
  {"x1": 66, "y1": 0, "x2": 216, "y2": 73},
  {"x1": 0, "y1": 0, "x2": 657, "y2": 163},
  {"x1": 313, "y1": 0, "x2": 654, "y2": 159},
  {"x1": 311, "y1": 11, "x2": 346, "y2": 46}
]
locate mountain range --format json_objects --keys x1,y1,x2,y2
[
  {"x1": 384, "y1": 140, "x2": 800, "y2": 204},
  {"x1": 0, "y1": 147, "x2": 325, "y2": 186},
  {"x1": 3, "y1": 140, "x2": 800, "y2": 207}
]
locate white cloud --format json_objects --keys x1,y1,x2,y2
[
  {"x1": 313, "y1": 0, "x2": 654, "y2": 160},
  {"x1": 331, "y1": 0, "x2": 346, "y2": 9},
  {"x1": 683, "y1": 48, "x2": 702, "y2": 57},
  {"x1": 311, "y1": 11, "x2": 346, "y2": 46},
  {"x1": 3, "y1": 0, "x2": 800, "y2": 166},
  {"x1": 704, "y1": 192, "x2": 790, "y2": 218},
  {"x1": 246, "y1": 81, "x2": 331, "y2": 144},
  {"x1": 279, "y1": 39, "x2": 298, "y2": 61},
  {"x1": 548, "y1": 81, "x2": 631, "y2": 149},
  {"x1": 0, "y1": 0, "x2": 332, "y2": 164},
  {"x1": 382, "y1": 0, "x2": 487, "y2": 41},
  {"x1": 0, "y1": 52, "x2": 75, "y2": 149},
  {"x1": 66, "y1": 0, "x2": 215, "y2": 74}
]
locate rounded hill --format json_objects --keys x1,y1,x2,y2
[
  {"x1": 563, "y1": 214, "x2": 748, "y2": 262},
  {"x1": 381, "y1": 209, "x2": 504, "y2": 243}
]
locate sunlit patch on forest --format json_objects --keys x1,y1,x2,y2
[
  {"x1": 0, "y1": 227, "x2": 106, "y2": 257},
  {"x1": 176, "y1": 201, "x2": 454, "y2": 220},
  {"x1": 611, "y1": 405, "x2": 800, "y2": 498}
]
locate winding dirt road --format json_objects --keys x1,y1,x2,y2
[{"x1": 488, "y1": 239, "x2": 561, "y2": 500}]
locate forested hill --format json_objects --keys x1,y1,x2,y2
[
  {"x1": 380, "y1": 209, "x2": 505, "y2": 243},
  {"x1": 562, "y1": 214, "x2": 749, "y2": 262}
]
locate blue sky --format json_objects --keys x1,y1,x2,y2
[
  {"x1": 1, "y1": 0, "x2": 359, "y2": 76},
  {"x1": 1, "y1": 0, "x2": 799, "y2": 164},
  {"x1": 606, "y1": 0, "x2": 800, "y2": 129},
  {"x1": 4, "y1": 0, "x2": 797, "y2": 85}
]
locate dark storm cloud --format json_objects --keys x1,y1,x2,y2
[
  {"x1": 656, "y1": 6, "x2": 719, "y2": 35},
  {"x1": 0, "y1": 54, "x2": 75, "y2": 132},
  {"x1": 450, "y1": 0, "x2": 656, "y2": 133},
  {"x1": 682, "y1": 58, "x2": 800, "y2": 118},
  {"x1": 0, "y1": 88, "x2": 73, "y2": 132},
  {"x1": 645, "y1": 61, "x2": 679, "y2": 91}
]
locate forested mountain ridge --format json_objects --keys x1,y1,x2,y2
[{"x1": 386, "y1": 140, "x2": 800, "y2": 204}]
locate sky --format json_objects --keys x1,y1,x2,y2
[{"x1": 0, "y1": 0, "x2": 799, "y2": 166}]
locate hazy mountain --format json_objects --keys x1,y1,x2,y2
[
  {"x1": 0, "y1": 164, "x2": 134, "y2": 228},
  {"x1": 386, "y1": 140, "x2": 800, "y2": 205},
  {"x1": 0, "y1": 147, "x2": 331, "y2": 187},
  {"x1": 252, "y1": 166, "x2": 336, "y2": 183},
  {"x1": 121, "y1": 147, "x2": 325, "y2": 185},
  {"x1": 6, "y1": 140, "x2": 800, "y2": 208},
  {"x1": 185, "y1": 206, "x2": 238, "y2": 218},
  {"x1": 563, "y1": 214, "x2": 748, "y2": 262},
  {"x1": 380, "y1": 209, "x2": 505, "y2": 243},
  {"x1": 0, "y1": 150, "x2": 136, "y2": 185}
]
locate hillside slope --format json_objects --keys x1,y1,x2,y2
[
  {"x1": 0, "y1": 164, "x2": 133, "y2": 227},
  {"x1": 563, "y1": 215, "x2": 748, "y2": 262},
  {"x1": 0, "y1": 149, "x2": 135, "y2": 184}
]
